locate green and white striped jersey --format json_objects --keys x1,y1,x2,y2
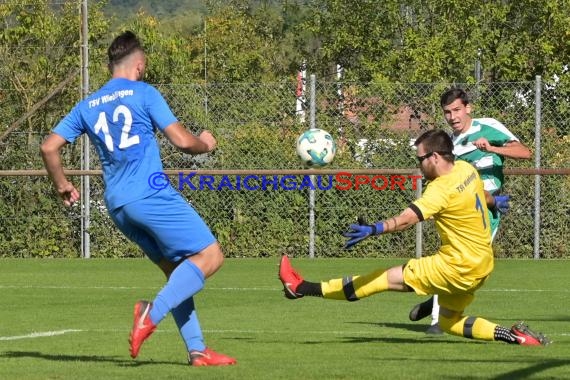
[{"x1": 451, "y1": 118, "x2": 519, "y2": 194}]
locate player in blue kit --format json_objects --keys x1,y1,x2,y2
[{"x1": 40, "y1": 31, "x2": 236, "y2": 366}]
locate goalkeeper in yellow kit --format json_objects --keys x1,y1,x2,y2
[{"x1": 279, "y1": 129, "x2": 549, "y2": 346}]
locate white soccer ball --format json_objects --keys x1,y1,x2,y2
[{"x1": 296, "y1": 128, "x2": 336, "y2": 167}]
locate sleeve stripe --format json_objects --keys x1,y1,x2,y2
[{"x1": 409, "y1": 203, "x2": 424, "y2": 221}]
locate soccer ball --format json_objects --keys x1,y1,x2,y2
[{"x1": 296, "y1": 128, "x2": 336, "y2": 167}]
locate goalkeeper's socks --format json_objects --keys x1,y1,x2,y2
[
  {"x1": 297, "y1": 281, "x2": 323, "y2": 297},
  {"x1": 494, "y1": 326, "x2": 518, "y2": 344},
  {"x1": 149, "y1": 260, "x2": 205, "y2": 325},
  {"x1": 320, "y1": 269, "x2": 388, "y2": 300}
]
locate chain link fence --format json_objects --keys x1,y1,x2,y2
[{"x1": 1, "y1": 77, "x2": 569, "y2": 259}]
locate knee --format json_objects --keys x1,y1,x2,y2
[
  {"x1": 438, "y1": 315, "x2": 455, "y2": 333},
  {"x1": 192, "y1": 242, "x2": 224, "y2": 278},
  {"x1": 438, "y1": 311, "x2": 463, "y2": 334}
]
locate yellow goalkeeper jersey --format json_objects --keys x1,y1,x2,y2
[{"x1": 412, "y1": 160, "x2": 493, "y2": 280}]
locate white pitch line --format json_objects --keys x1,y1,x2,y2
[
  {"x1": 0, "y1": 285, "x2": 156, "y2": 290},
  {"x1": 1, "y1": 285, "x2": 568, "y2": 293},
  {"x1": 207, "y1": 287, "x2": 278, "y2": 291},
  {"x1": 0, "y1": 285, "x2": 279, "y2": 291},
  {"x1": 1, "y1": 328, "x2": 568, "y2": 341},
  {"x1": 481, "y1": 288, "x2": 569, "y2": 292},
  {"x1": 0, "y1": 329, "x2": 82, "y2": 341}
]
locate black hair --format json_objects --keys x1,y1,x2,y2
[
  {"x1": 414, "y1": 129, "x2": 454, "y2": 163},
  {"x1": 440, "y1": 87, "x2": 470, "y2": 108},
  {"x1": 107, "y1": 31, "x2": 143, "y2": 69}
]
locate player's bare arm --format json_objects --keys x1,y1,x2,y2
[
  {"x1": 163, "y1": 122, "x2": 217, "y2": 154},
  {"x1": 484, "y1": 190, "x2": 495, "y2": 207},
  {"x1": 473, "y1": 138, "x2": 531, "y2": 159},
  {"x1": 382, "y1": 207, "x2": 420, "y2": 233},
  {"x1": 40, "y1": 133, "x2": 80, "y2": 206}
]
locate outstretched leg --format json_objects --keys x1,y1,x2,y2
[{"x1": 279, "y1": 255, "x2": 410, "y2": 301}]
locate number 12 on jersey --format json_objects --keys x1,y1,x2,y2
[{"x1": 94, "y1": 105, "x2": 140, "y2": 152}]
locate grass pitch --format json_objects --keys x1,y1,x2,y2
[{"x1": 0, "y1": 257, "x2": 569, "y2": 379}]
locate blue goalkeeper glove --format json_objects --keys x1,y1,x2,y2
[
  {"x1": 343, "y1": 216, "x2": 385, "y2": 249},
  {"x1": 493, "y1": 195, "x2": 510, "y2": 214}
]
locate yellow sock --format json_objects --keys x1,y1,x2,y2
[
  {"x1": 321, "y1": 268, "x2": 388, "y2": 301},
  {"x1": 439, "y1": 314, "x2": 498, "y2": 341}
]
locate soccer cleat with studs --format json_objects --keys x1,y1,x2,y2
[
  {"x1": 278, "y1": 255, "x2": 304, "y2": 299},
  {"x1": 511, "y1": 321, "x2": 551, "y2": 346},
  {"x1": 409, "y1": 297, "x2": 435, "y2": 322},
  {"x1": 188, "y1": 348, "x2": 237, "y2": 366},
  {"x1": 129, "y1": 300, "x2": 156, "y2": 358},
  {"x1": 425, "y1": 323, "x2": 444, "y2": 335}
]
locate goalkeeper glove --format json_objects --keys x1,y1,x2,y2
[
  {"x1": 493, "y1": 195, "x2": 510, "y2": 214},
  {"x1": 343, "y1": 216, "x2": 385, "y2": 249}
]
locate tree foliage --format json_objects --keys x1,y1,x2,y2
[
  {"x1": 302, "y1": 0, "x2": 570, "y2": 84},
  {"x1": 3, "y1": 1, "x2": 570, "y2": 94},
  {"x1": 0, "y1": 1, "x2": 569, "y2": 258}
]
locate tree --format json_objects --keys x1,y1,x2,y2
[
  {"x1": 302, "y1": 0, "x2": 570, "y2": 84},
  {"x1": 0, "y1": 0, "x2": 109, "y2": 146}
]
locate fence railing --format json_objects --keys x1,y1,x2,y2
[
  {"x1": 1, "y1": 78, "x2": 569, "y2": 259},
  {"x1": 0, "y1": 167, "x2": 568, "y2": 260}
]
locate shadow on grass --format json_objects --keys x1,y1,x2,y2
[
  {"x1": 340, "y1": 336, "x2": 465, "y2": 344},
  {"x1": 0, "y1": 350, "x2": 186, "y2": 367},
  {"x1": 491, "y1": 359, "x2": 570, "y2": 380},
  {"x1": 443, "y1": 359, "x2": 570, "y2": 380},
  {"x1": 299, "y1": 335, "x2": 475, "y2": 345},
  {"x1": 292, "y1": 321, "x2": 491, "y2": 345},
  {"x1": 489, "y1": 315, "x2": 570, "y2": 323},
  {"x1": 347, "y1": 321, "x2": 434, "y2": 333}
]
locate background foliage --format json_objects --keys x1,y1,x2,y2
[{"x1": 0, "y1": 1, "x2": 568, "y2": 259}]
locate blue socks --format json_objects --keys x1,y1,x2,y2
[
  {"x1": 172, "y1": 297, "x2": 206, "y2": 352},
  {"x1": 149, "y1": 259, "x2": 205, "y2": 325}
]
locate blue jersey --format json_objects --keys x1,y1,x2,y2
[{"x1": 53, "y1": 78, "x2": 178, "y2": 210}]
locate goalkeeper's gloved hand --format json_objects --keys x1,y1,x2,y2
[
  {"x1": 493, "y1": 195, "x2": 510, "y2": 214},
  {"x1": 343, "y1": 216, "x2": 385, "y2": 249}
]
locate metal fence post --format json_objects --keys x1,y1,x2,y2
[
  {"x1": 533, "y1": 76, "x2": 542, "y2": 259},
  {"x1": 308, "y1": 74, "x2": 317, "y2": 259},
  {"x1": 80, "y1": 0, "x2": 91, "y2": 259}
]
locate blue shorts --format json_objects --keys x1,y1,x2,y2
[{"x1": 109, "y1": 187, "x2": 216, "y2": 264}]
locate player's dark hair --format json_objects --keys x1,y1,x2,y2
[
  {"x1": 108, "y1": 31, "x2": 143, "y2": 70},
  {"x1": 414, "y1": 129, "x2": 454, "y2": 163},
  {"x1": 440, "y1": 87, "x2": 470, "y2": 108}
]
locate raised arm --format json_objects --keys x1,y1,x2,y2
[
  {"x1": 343, "y1": 207, "x2": 420, "y2": 248},
  {"x1": 473, "y1": 139, "x2": 531, "y2": 159},
  {"x1": 162, "y1": 122, "x2": 217, "y2": 155}
]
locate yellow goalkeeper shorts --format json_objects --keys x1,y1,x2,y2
[{"x1": 403, "y1": 254, "x2": 489, "y2": 312}]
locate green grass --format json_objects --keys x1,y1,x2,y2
[{"x1": 0, "y1": 258, "x2": 569, "y2": 379}]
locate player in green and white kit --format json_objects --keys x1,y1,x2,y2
[{"x1": 409, "y1": 88, "x2": 531, "y2": 334}]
